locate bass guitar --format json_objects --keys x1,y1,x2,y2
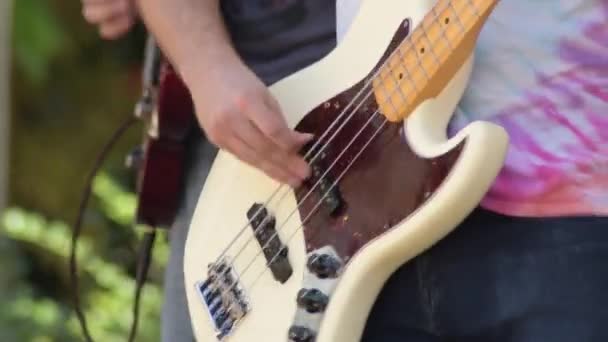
[{"x1": 184, "y1": 0, "x2": 508, "y2": 341}]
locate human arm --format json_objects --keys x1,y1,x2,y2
[
  {"x1": 134, "y1": 0, "x2": 312, "y2": 186},
  {"x1": 81, "y1": 0, "x2": 136, "y2": 40}
]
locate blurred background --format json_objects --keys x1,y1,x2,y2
[{"x1": 1, "y1": 0, "x2": 170, "y2": 340}]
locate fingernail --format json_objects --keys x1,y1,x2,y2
[
  {"x1": 299, "y1": 164, "x2": 311, "y2": 180},
  {"x1": 289, "y1": 178, "x2": 301, "y2": 188},
  {"x1": 298, "y1": 132, "x2": 315, "y2": 142}
]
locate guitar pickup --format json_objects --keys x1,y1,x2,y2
[
  {"x1": 247, "y1": 203, "x2": 292, "y2": 283},
  {"x1": 308, "y1": 151, "x2": 344, "y2": 216}
]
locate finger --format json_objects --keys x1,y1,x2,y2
[
  {"x1": 223, "y1": 134, "x2": 300, "y2": 187},
  {"x1": 256, "y1": 95, "x2": 314, "y2": 153},
  {"x1": 265, "y1": 95, "x2": 315, "y2": 152},
  {"x1": 82, "y1": 0, "x2": 130, "y2": 23},
  {"x1": 246, "y1": 98, "x2": 312, "y2": 179},
  {"x1": 232, "y1": 118, "x2": 310, "y2": 180},
  {"x1": 99, "y1": 15, "x2": 135, "y2": 40}
]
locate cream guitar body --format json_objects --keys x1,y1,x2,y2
[{"x1": 184, "y1": 1, "x2": 508, "y2": 341}]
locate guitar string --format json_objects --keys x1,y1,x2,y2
[
  {"x1": 210, "y1": 0, "x2": 464, "y2": 276},
  {"x1": 209, "y1": 19, "x2": 427, "y2": 272},
  {"x1": 246, "y1": 118, "x2": 388, "y2": 293},
  {"x1": 210, "y1": 72, "x2": 382, "y2": 267},
  {"x1": 209, "y1": 26, "x2": 411, "y2": 270},
  {"x1": 213, "y1": 1, "x2": 475, "y2": 316},
  {"x1": 240, "y1": 2, "x2": 476, "y2": 288},
  {"x1": 212, "y1": 2, "x2": 473, "y2": 314},
  {"x1": 211, "y1": 83, "x2": 380, "y2": 268},
  {"x1": 217, "y1": 85, "x2": 380, "y2": 271},
  {"x1": 228, "y1": 0, "x2": 475, "y2": 269},
  {"x1": 220, "y1": 21, "x2": 472, "y2": 326},
  {"x1": 219, "y1": 110, "x2": 388, "y2": 321},
  {"x1": 213, "y1": 46, "x2": 426, "y2": 307}
]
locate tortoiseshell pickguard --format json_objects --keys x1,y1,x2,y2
[{"x1": 294, "y1": 19, "x2": 464, "y2": 262}]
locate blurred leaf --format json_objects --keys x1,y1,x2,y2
[
  {"x1": 93, "y1": 172, "x2": 170, "y2": 267},
  {"x1": 93, "y1": 171, "x2": 138, "y2": 227},
  {"x1": 6, "y1": 0, "x2": 164, "y2": 340},
  {"x1": 12, "y1": 0, "x2": 72, "y2": 86},
  {"x1": 1, "y1": 206, "x2": 164, "y2": 341}
]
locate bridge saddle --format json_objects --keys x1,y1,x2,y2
[{"x1": 195, "y1": 258, "x2": 250, "y2": 340}]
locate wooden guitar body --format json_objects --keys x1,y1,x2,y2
[{"x1": 184, "y1": 1, "x2": 508, "y2": 341}]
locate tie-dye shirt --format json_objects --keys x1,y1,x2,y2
[{"x1": 337, "y1": 0, "x2": 608, "y2": 217}]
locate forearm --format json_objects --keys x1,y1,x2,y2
[
  {"x1": 135, "y1": 0, "x2": 241, "y2": 88},
  {"x1": 136, "y1": 0, "x2": 312, "y2": 186}
]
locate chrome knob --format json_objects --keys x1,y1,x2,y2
[
  {"x1": 288, "y1": 326, "x2": 315, "y2": 342},
  {"x1": 307, "y1": 253, "x2": 341, "y2": 279},
  {"x1": 297, "y1": 288, "x2": 328, "y2": 313}
]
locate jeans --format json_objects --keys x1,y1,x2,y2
[
  {"x1": 362, "y1": 208, "x2": 608, "y2": 342},
  {"x1": 161, "y1": 136, "x2": 217, "y2": 342}
]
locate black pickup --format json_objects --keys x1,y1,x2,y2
[
  {"x1": 247, "y1": 203, "x2": 292, "y2": 284},
  {"x1": 309, "y1": 158, "x2": 344, "y2": 216},
  {"x1": 305, "y1": 147, "x2": 345, "y2": 217}
]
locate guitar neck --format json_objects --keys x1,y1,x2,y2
[{"x1": 374, "y1": 0, "x2": 499, "y2": 122}]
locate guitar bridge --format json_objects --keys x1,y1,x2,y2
[{"x1": 196, "y1": 258, "x2": 249, "y2": 340}]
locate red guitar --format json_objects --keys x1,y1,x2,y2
[{"x1": 127, "y1": 36, "x2": 196, "y2": 228}]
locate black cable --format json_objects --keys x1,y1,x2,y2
[
  {"x1": 128, "y1": 229, "x2": 156, "y2": 342},
  {"x1": 69, "y1": 116, "x2": 155, "y2": 342}
]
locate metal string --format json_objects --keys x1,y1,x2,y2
[
  {"x1": 214, "y1": 0, "x2": 476, "y2": 315},
  {"x1": 234, "y1": 0, "x2": 481, "y2": 298}
]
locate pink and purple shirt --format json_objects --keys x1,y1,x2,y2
[{"x1": 338, "y1": 0, "x2": 608, "y2": 217}]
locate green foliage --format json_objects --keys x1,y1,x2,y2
[
  {"x1": 0, "y1": 172, "x2": 168, "y2": 341},
  {"x1": 93, "y1": 172, "x2": 169, "y2": 268},
  {"x1": 7, "y1": 0, "x2": 167, "y2": 340},
  {"x1": 12, "y1": 0, "x2": 72, "y2": 87},
  {"x1": 10, "y1": 0, "x2": 145, "y2": 224}
]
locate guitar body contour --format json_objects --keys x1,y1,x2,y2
[{"x1": 184, "y1": 1, "x2": 508, "y2": 341}]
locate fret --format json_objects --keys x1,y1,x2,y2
[
  {"x1": 387, "y1": 61, "x2": 409, "y2": 110},
  {"x1": 442, "y1": 1, "x2": 470, "y2": 49},
  {"x1": 385, "y1": 56, "x2": 409, "y2": 108},
  {"x1": 412, "y1": 40, "x2": 431, "y2": 81},
  {"x1": 432, "y1": 5, "x2": 454, "y2": 51},
  {"x1": 380, "y1": 83, "x2": 401, "y2": 118},
  {"x1": 389, "y1": 53, "x2": 416, "y2": 96},
  {"x1": 451, "y1": 1, "x2": 484, "y2": 38},
  {"x1": 447, "y1": 1, "x2": 466, "y2": 34},
  {"x1": 406, "y1": 21, "x2": 441, "y2": 78},
  {"x1": 377, "y1": 63, "x2": 404, "y2": 120},
  {"x1": 420, "y1": 20, "x2": 443, "y2": 67},
  {"x1": 465, "y1": 0, "x2": 481, "y2": 17},
  {"x1": 433, "y1": 12, "x2": 454, "y2": 56},
  {"x1": 373, "y1": 49, "x2": 412, "y2": 119},
  {"x1": 396, "y1": 47, "x2": 420, "y2": 93},
  {"x1": 373, "y1": 0, "x2": 499, "y2": 122},
  {"x1": 401, "y1": 52, "x2": 429, "y2": 93}
]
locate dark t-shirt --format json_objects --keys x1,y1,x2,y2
[{"x1": 220, "y1": 0, "x2": 337, "y2": 85}]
